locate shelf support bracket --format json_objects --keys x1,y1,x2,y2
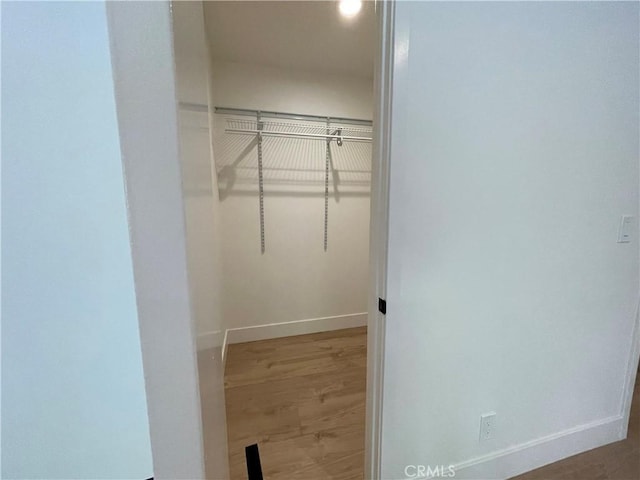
[
  {"x1": 257, "y1": 111, "x2": 265, "y2": 254},
  {"x1": 324, "y1": 118, "x2": 330, "y2": 251}
]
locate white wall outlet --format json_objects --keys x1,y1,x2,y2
[
  {"x1": 479, "y1": 412, "x2": 496, "y2": 442},
  {"x1": 617, "y1": 215, "x2": 634, "y2": 243}
]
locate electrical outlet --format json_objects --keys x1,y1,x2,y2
[{"x1": 479, "y1": 412, "x2": 496, "y2": 442}]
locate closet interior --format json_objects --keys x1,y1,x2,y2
[{"x1": 172, "y1": 1, "x2": 375, "y2": 478}]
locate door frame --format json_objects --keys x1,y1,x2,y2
[
  {"x1": 366, "y1": 1, "x2": 395, "y2": 478},
  {"x1": 106, "y1": 2, "x2": 206, "y2": 478},
  {"x1": 107, "y1": 0, "x2": 395, "y2": 478}
]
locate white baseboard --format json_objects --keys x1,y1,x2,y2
[
  {"x1": 451, "y1": 414, "x2": 624, "y2": 480},
  {"x1": 221, "y1": 329, "x2": 229, "y2": 369},
  {"x1": 196, "y1": 329, "x2": 224, "y2": 352},
  {"x1": 221, "y1": 312, "x2": 367, "y2": 364},
  {"x1": 620, "y1": 299, "x2": 640, "y2": 439}
]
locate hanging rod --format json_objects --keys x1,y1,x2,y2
[
  {"x1": 215, "y1": 106, "x2": 373, "y2": 127},
  {"x1": 225, "y1": 128, "x2": 372, "y2": 143},
  {"x1": 237, "y1": 119, "x2": 373, "y2": 133}
]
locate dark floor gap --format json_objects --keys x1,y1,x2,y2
[{"x1": 245, "y1": 443, "x2": 264, "y2": 480}]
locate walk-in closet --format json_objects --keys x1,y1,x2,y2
[{"x1": 171, "y1": 1, "x2": 375, "y2": 478}]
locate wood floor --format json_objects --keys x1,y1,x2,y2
[
  {"x1": 511, "y1": 369, "x2": 640, "y2": 480},
  {"x1": 224, "y1": 327, "x2": 367, "y2": 480},
  {"x1": 224, "y1": 327, "x2": 638, "y2": 480}
]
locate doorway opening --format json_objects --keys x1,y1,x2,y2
[{"x1": 171, "y1": 1, "x2": 380, "y2": 478}]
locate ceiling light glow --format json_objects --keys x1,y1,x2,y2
[{"x1": 339, "y1": 0, "x2": 362, "y2": 19}]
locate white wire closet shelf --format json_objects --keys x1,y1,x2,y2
[
  {"x1": 213, "y1": 106, "x2": 373, "y2": 254},
  {"x1": 225, "y1": 118, "x2": 373, "y2": 143},
  {"x1": 216, "y1": 106, "x2": 373, "y2": 145}
]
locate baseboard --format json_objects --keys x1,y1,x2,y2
[
  {"x1": 220, "y1": 312, "x2": 366, "y2": 366},
  {"x1": 221, "y1": 329, "x2": 229, "y2": 368},
  {"x1": 450, "y1": 414, "x2": 624, "y2": 480},
  {"x1": 619, "y1": 298, "x2": 640, "y2": 439},
  {"x1": 225, "y1": 312, "x2": 367, "y2": 345},
  {"x1": 196, "y1": 329, "x2": 224, "y2": 352}
]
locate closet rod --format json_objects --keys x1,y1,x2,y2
[
  {"x1": 226, "y1": 128, "x2": 372, "y2": 142},
  {"x1": 215, "y1": 106, "x2": 373, "y2": 127}
]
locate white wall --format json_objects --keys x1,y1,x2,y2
[
  {"x1": 1, "y1": 2, "x2": 153, "y2": 478},
  {"x1": 173, "y1": 2, "x2": 225, "y2": 350},
  {"x1": 211, "y1": 62, "x2": 373, "y2": 120},
  {"x1": 210, "y1": 61, "x2": 373, "y2": 335},
  {"x1": 382, "y1": 2, "x2": 639, "y2": 479}
]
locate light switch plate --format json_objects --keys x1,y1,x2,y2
[{"x1": 617, "y1": 215, "x2": 634, "y2": 243}]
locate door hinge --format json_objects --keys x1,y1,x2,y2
[{"x1": 378, "y1": 298, "x2": 387, "y2": 314}]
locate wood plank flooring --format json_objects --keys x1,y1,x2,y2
[
  {"x1": 224, "y1": 327, "x2": 367, "y2": 480},
  {"x1": 511, "y1": 369, "x2": 640, "y2": 480},
  {"x1": 224, "y1": 326, "x2": 638, "y2": 480}
]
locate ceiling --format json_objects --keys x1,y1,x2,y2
[{"x1": 203, "y1": 0, "x2": 375, "y2": 79}]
